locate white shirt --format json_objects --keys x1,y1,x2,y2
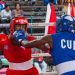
[{"x1": 1, "y1": 9, "x2": 11, "y2": 19}]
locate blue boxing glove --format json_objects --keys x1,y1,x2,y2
[{"x1": 13, "y1": 30, "x2": 26, "y2": 42}]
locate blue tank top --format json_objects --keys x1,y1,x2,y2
[{"x1": 51, "y1": 32, "x2": 75, "y2": 75}]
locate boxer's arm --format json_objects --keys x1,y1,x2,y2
[
  {"x1": 21, "y1": 35, "x2": 53, "y2": 49},
  {"x1": 37, "y1": 45, "x2": 50, "y2": 52}
]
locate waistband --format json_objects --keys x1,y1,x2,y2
[
  {"x1": 56, "y1": 60, "x2": 75, "y2": 75},
  {"x1": 9, "y1": 59, "x2": 33, "y2": 70}
]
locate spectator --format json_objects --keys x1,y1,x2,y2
[
  {"x1": 62, "y1": 3, "x2": 68, "y2": 16},
  {"x1": 0, "y1": 4, "x2": 11, "y2": 34},
  {"x1": 31, "y1": 0, "x2": 36, "y2": 5},
  {"x1": 11, "y1": 3, "x2": 24, "y2": 18},
  {"x1": 43, "y1": 0, "x2": 53, "y2": 6},
  {"x1": 1, "y1": 4, "x2": 11, "y2": 23}
]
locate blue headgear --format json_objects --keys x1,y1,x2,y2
[{"x1": 56, "y1": 15, "x2": 75, "y2": 33}]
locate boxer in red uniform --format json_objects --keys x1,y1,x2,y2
[{"x1": 0, "y1": 17, "x2": 39, "y2": 75}]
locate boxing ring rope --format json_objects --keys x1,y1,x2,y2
[
  {"x1": 32, "y1": 53, "x2": 51, "y2": 57},
  {"x1": 0, "y1": 23, "x2": 55, "y2": 28}
]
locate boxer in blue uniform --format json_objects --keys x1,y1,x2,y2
[{"x1": 14, "y1": 15, "x2": 75, "y2": 75}]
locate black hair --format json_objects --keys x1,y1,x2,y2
[
  {"x1": 5, "y1": 4, "x2": 10, "y2": 9},
  {"x1": 14, "y1": 3, "x2": 21, "y2": 9}
]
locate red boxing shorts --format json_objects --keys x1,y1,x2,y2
[{"x1": 6, "y1": 67, "x2": 39, "y2": 75}]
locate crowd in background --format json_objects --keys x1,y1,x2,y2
[{"x1": 0, "y1": 2, "x2": 24, "y2": 22}]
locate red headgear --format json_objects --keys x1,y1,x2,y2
[{"x1": 10, "y1": 17, "x2": 28, "y2": 35}]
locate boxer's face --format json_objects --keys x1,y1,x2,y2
[
  {"x1": 15, "y1": 24, "x2": 27, "y2": 31},
  {"x1": 11, "y1": 24, "x2": 27, "y2": 46}
]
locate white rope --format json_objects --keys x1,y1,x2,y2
[
  {"x1": 0, "y1": 23, "x2": 55, "y2": 28},
  {"x1": 0, "y1": 53, "x2": 51, "y2": 58},
  {"x1": 32, "y1": 53, "x2": 51, "y2": 57}
]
